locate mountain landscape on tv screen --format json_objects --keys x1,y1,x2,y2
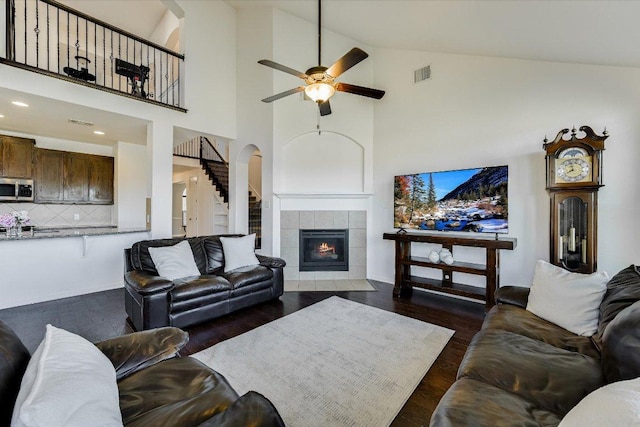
[{"x1": 394, "y1": 166, "x2": 508, "y2": 233}]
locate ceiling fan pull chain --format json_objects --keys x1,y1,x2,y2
[{"x1": 317, "y1": 109, "x2": 321, "y2": 135}]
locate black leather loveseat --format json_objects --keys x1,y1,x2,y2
[
  {"x1": 124, "y1": 235, "x2": 285, "y2": 331},
  {"x1": 0, "y1": 321, "x2": 284, "y2": 427},
  {"x1": 430, "y1": 265, "x2": 640, "y2": 426}
]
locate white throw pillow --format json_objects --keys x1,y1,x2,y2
[
  {"x1": 220, "y1": 234, "x2": 260, "y2": 272},
  {"x1": 148, "y1": 240, "x2": 201, "y2": 280},
  {"x1": 11, "y1": 324, "x2": 123, "y2": 427},
  {"x1": 559, "y1": 377, "x2": 640, "y2": 427},
  {"x1": 526, "y1": 260, "x2": 609, "y2": 336}
]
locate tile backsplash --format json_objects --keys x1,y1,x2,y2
[{"x1": 0, "y1": 203, "x2": 113, "y2": 227}]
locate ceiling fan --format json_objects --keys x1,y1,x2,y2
[{"x1": 258, "y1": 0, "x2": 385, "y2": 116}]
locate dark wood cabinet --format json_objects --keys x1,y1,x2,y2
[
  {"x1": 88, "y1": 155, "x2": 114, "y2": 204},
  {"x1": 63, "y1": 153, "x2": 90, "y2": 202},
  {"x1": 33, "y1": 148, "x2": 114, "y2": 205},
  {"x1": 383, "y1": 232, "x2": 517, "y2": 310},
  {"x1": 0, "y1": 135, "x2": 35, "y2": 178},
  {"x1": 34, "y1": 148, "x2": 64, "y2": 202}
]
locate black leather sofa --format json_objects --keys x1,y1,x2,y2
[
  {"x1": 0, "y1": 321, "x2": 284, "y2": 427},
  {"x1": 124, "y1": 235, "x2": 285, "y2": 331},
  {"x1": 430, "y1": 265, "x2": 640, "y2": 426}
]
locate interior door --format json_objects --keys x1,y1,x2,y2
[{"x1": 186, "y1": 176, "x2": 198, "y2": 237}]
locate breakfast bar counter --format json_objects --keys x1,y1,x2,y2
[
  {"x1": 0, "y1": 226, "x2": 151, "y2": 309},
  {"x1": 0, "y1": 226, "x2": 148, "y2": 241}
]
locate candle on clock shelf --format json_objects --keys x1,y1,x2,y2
[
  {"x1": 581, "y1": 238, "x2": 587, "y2": 264},
  {"x1": 559, "y1": 236, "x2": 564, "y2": 259},
  {"x1": 569, "y1": 227, "x2": 576, "y2": 252}
]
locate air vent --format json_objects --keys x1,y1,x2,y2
[
  {"x1": 414, "y1": 65, "x2": 431, "y2": 83},
  {"x1": 68, "y1": 118, "x2": 94, "y2": 126}
]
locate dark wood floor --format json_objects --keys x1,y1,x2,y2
[{"x1": 0, "y1": 280, "x2": 485, "y2": 426}]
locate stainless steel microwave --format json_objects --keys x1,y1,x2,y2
[{"x1": 0, "y1": 178, "x2": 34, "y2": 201}]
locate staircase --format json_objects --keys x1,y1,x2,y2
[
  {"x1": 248, "y1": 191, "x2": 262, "y2": 249},
  {"x1": 174, "y1": 136, "x2": 229, "y2": 234},
  {"x1": 201, "y1": 159, "x2": 229, "y2": 204},
  {"x1": 173, "y1": 137, "x2": 261, "y2": 245}
]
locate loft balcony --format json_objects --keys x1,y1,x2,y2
[{"x1": 2, "y1": 0, "x2": 185, "y2": 111}]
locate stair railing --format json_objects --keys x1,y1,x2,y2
[{"x1": 4, "y1": 0, "x2": 185, "y2": 110}]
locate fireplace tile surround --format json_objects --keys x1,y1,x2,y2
[{"x1": 280, "y1": 210, "x2": 366, "y2": 280}]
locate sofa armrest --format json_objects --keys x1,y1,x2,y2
[
  {"x1": 125, "y1": 270, "x2": 175, "y2": 295},
  {"x1": 495, "y1": 286, "x2": 530, "y2": 308},
  {"x1": 257, "y1": 254, "x2": 286, "y2": 269},
  {"x1": 196, "y1": 391, "x2": 285, "y2": 427},
  {"x1": 95, "y1": 327, "x2": 189, "y2": 380}
]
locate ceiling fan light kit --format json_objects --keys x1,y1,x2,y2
[
  {"x1": 304, "y1": 82, "x2": 335, "y2": 103},
  {"x1": 258, "y1": 0, "x2": 385, "y2": 116}
]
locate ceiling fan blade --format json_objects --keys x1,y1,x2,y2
[
  {"x1": 261, "y1": 86, "x2": 305, "y2": 103},
  {"x1": 325, "y1": 48, "x2": 369, "y2": 78},
  {"x1": 335, "y1": 82, "x2": 385, "y2": 100},
  {"x1": 319, "y1": 100, "x2": 332, "y2": 116},
  {"x1": 258, "y1": 60, "x2": 307, "y2": 79}
]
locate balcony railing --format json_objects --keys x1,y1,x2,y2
[{"x1": 3, "y1": 0, "x2": 185, "y2": 111}]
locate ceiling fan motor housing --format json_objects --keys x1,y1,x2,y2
[{"x1": 305, "y1": 66, "x2": 334, "y2": 84}]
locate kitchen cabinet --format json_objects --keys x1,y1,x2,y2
[
  {"x1": 63, "y1": 153, "x2": 89, "y2": 202},
  {"x1": 34, "y1": 148, "x2": 114, "y2": 205},
  {"x1": 88, "y1": 155, "x2": 114, "y2": 203},
  {"x1": 0, "y1": 135, "x2": 35, "y2": 178},
  {"x1": 34, "y1": 148, "x2": 64, "y2": 202}
]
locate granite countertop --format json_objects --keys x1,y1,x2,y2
[{"x1": 0, "y1": 226, "x2": 149, "y2": 241}]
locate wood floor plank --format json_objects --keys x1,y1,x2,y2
[{"x1": 0, "y1": 280, "x2": 485, "y2": 425}]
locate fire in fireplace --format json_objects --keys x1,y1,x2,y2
[{"x1": 299, "y1": 229, "x2": 349, "y2": 271}]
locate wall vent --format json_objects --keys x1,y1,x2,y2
[
  {"x1": 68, "y1": 118, "x2": 94, "y2": 126},
  {"x1": 414, "y1": 65, "x2": 431, "y2": 83}
]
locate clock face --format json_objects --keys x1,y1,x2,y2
[{"x1": 556, "y1": 157, "x2": 592, "y2": 183}]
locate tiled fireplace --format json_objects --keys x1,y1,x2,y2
[{"x1": 280, "y1": 210, "x2": 366, "y2": 280}]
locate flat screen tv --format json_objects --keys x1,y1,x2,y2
[{"x1": 394, "y1": 165, "x2": 508, "y2": 234}]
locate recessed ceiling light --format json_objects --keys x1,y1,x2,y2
[
  {"x1": 93, "y1": 131, "x2": 105, "y2": 135},
  {"x1": 11, "y1": 101, "x2": 29, "y2": 107},
  {"x1": 0, "y1": 114, "x2": 4, "y2": 118}
]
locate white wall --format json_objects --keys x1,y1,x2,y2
[
  {"x1": 115, "y1": 141, "x2": 148, "y2": 229},
  {"x1": 369, "y1": 49, "x2": 640, "y2": 287},
  {"x1": 235, "y1": 8, "x2": 376, "y2": 255},
  {"x1": 233, "y1": 7, "x2": 274, "y2": 251}
]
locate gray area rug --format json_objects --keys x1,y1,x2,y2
[{"x1": 193, "y1": 296, "x2": 454, "y2": 426}]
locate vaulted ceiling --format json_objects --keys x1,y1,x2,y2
[{"x1": 3, "y1": 1, "x2": 638, "y2": 148}]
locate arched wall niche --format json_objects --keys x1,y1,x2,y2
[{"x1": 281, "y1": 131, "x2": 364, "y2": 193}]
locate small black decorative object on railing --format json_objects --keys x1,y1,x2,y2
[{"x1": 3, "y1": 0, "x2": 185, "y2": 111}]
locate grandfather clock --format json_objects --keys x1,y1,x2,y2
[{"x1": 543, "y1": 126, "x2": 609, "y2": 273}]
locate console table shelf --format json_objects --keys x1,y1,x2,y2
[{"x1": 383, "y1": 232, "x2": 517, "y2": 310}]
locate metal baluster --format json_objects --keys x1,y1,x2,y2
[
  {"x1": 46, "y1": 2, "x2": 49, "y2": 71},
  {"x1": 103, "y1": 26, "x2": 106, "y2": 88},
  {"x1": 66, "y1": 10, "x2": 69, "y2": 74},
  {"x1": 118, "y1": 33, "x2": 121, "y2": 92},
  {"x1": 56, "y1": 6, "x2": 59, "y2": 73},
  {"x1": 159, "y1": 52, "x2": 164, "y2": 101},
  {"x1": 75, "y1": 14, "x2": 78, "y2": 71},
  {"x1": 23, "y1": 0, "x2": 26, "y2": 64}
]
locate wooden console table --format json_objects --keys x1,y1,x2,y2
[{"x1": 383, "y1": 232, "x2": 517, "y2": 310}]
